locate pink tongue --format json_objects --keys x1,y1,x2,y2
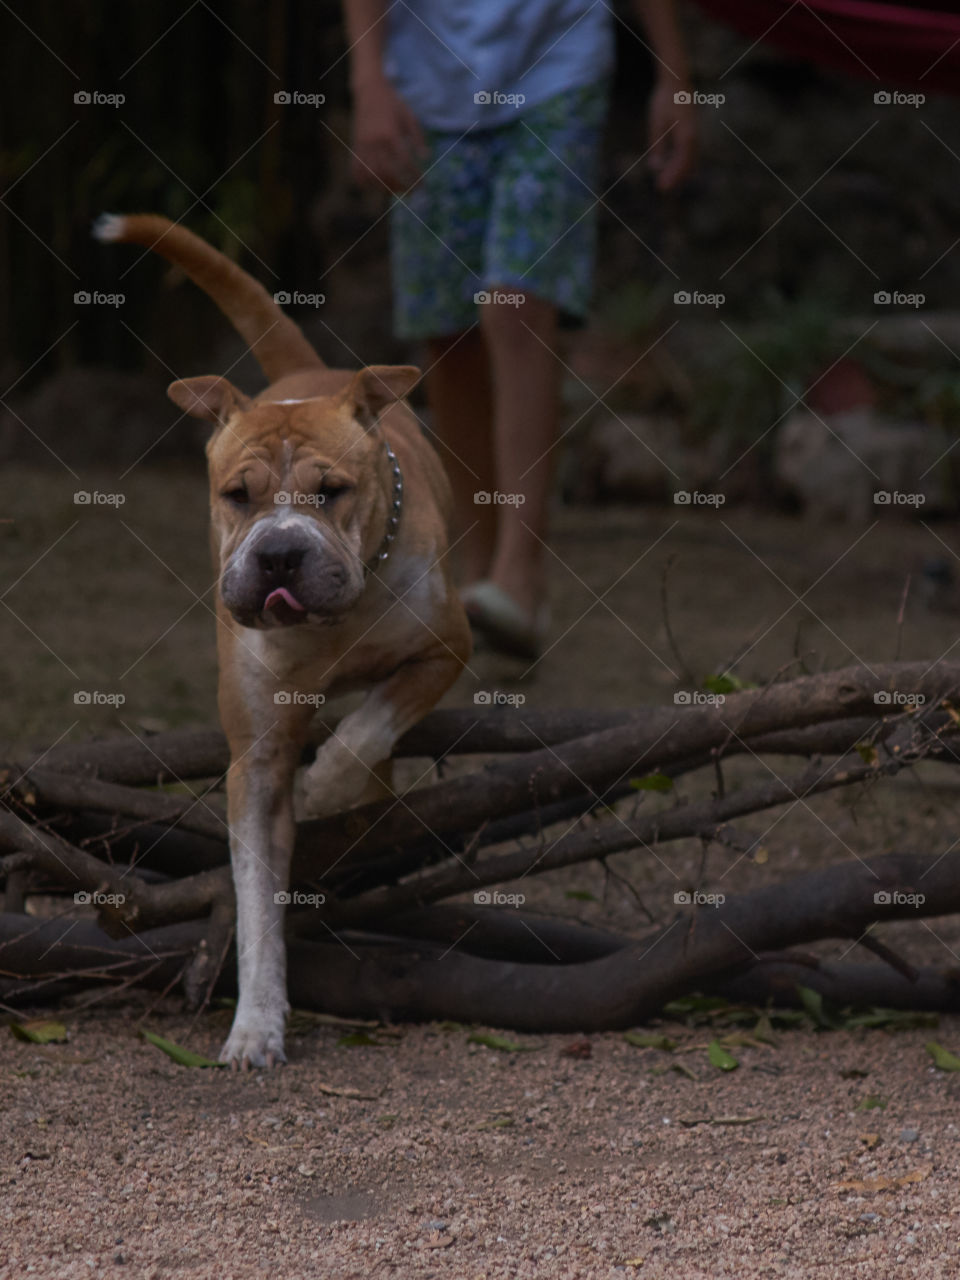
[{"x1": 263, "y1": 587, "x2": 305, "y2": 613}]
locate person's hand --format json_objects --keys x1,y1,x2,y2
[
  {"x1": 350, "y1": 75, "x2": 427, "y2": 193},
  {"x1": 646, "y1": 78, "x2": 697, "y2": 192}
]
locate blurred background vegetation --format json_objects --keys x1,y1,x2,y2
[{"x1": 4, "y1": 1, "x2": 960, "y2": 457}]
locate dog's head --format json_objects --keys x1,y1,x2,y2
[{"x1": 168, "y1": 365, "x2": 419, "y2": 628}]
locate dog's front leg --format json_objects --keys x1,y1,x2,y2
[
  {"x1": 219, "y1": 729, "x2": 305, "y2": 1069},
  {"x1": 298, "y1": 653, "x2": 465, "y2": 820}
]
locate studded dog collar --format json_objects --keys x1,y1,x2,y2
[{"x1": 364, "y1": 437, "x2": 403, "y2": 575}]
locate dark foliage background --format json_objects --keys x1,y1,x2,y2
[{"x1": 3, "y1": 1, "x2": 960, "y2": 426}]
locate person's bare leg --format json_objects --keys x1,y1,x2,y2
[
  {"x1": 478, "y1": 291, "x2": 561, "y2": 617},
  {"x1": 424, "y1": 328, "x2": 496, "y2": 585}
]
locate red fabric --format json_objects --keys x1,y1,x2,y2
[{"x1": 692, "y1": 0, "x2": 960, "y2": 94}]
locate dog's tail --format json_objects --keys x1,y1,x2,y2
[{"x1": 93, "y1": 213, "x2": 324, "y2": 382}]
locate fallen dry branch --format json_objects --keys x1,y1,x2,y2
[
  {"x1": 15, "y1": 766, "x2": 228, "y2": 842},
  {"x1": 3, "y1": 659, "x2": 960, "y2": 1026},
  {"x1": 279, "y1": 851, "x2": 960, "y2": 1028},
  {"x1": 3, "y1": 850, "x2": 960, "y2": 1026},
  {"x1": 294, "y1": 661, "x2": 960, "y2": 869},
  {"x1": 325, "y1": 729, "x2": 931, "y2": 925}
]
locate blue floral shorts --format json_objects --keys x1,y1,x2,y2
[{"x1": 390, "y1": 81, "x2": 609, "y2": 340}]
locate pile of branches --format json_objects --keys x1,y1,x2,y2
[{"x1": 4, "y1": 659, "x2": 960, "y2": 1030}]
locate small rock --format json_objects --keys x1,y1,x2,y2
[
  {"x1": 561, "y1": 1039, "x2": 592, "y2": 1060},
  {"x1": 899, "y1": 1128, "x2": 920, "y2": 1143}
]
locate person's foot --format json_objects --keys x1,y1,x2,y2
[{"x1": 460, "y1": 580, "x2": 548, "y2": 660}]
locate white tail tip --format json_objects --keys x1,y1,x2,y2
[{"x1": 92, "y1": 213, "x2": 127, "y2": 243}]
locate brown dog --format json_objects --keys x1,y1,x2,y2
[{"x1": 96, "y1": 214, "x2": 471, "y2": 1068}]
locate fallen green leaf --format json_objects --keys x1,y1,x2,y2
[
  {"x1": 702, "y1": 673, "x2": 756, "y2": 694},
  {"x1": 625, "y1": 1032, "x2": 677, "y2": 1051},
  {"x1": 662, "y1": 995, "x2": 736, "y2": 1022},
  {"x1": 718, "y1": 1032, "x2": 769, "y2": 1050},
  {"x1": 857, "y1": 1095, "x2": 888, "y2": 1111},
  {"x1": 629, "y1": 771, "x2": 674, "y2": 793},
  {"x1": 670, "y1": 1061, "x2": 697, "y2": 1080},
  {"x1": 10, "y1": 1020, "x2": 67, "y2": 1045},
  {"x1": 796, "y1": 985, "x2": 842, "y2": 1030},
  {"x1": 854, "y1": 742, "x2": 878, "y2": 766},
  {"x1": 845, "y1": 1009, "x2": 938, "y2": 1031},
  {"x1": 708, "y1": 1040, "x2": 739, "y2": 1071},
  {"x1": 650, "y1": 1060, "x2": 697, "y2": 1080},
  {"x1": 766, "y1": 1008, "x2": 807, "y2": 1028},
  {"x1": 751, "y1": 1015, "x2": 779, "y2": 1046},
  {"x1": 139, "y1": 1029, "x2": 223, "y2": 1068},
  {"x1": 926, "y1": 1041, "x2": 960, "y2": 1072},
  {"x1": 337, "y1": 1031, "x2": 381, "y2": 1048}
]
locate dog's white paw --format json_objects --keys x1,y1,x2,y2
[
  {"x1": 219, "y1": 1017, "x2": 287, "y2": 1071},
  {"x1": 294, "y1": 757, "x2": 395, "y2": 822},
  {"x1": 293, "y1": 767, "x2": 337, "y2": 822}
]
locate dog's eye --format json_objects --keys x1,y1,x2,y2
[
  {"x1": 223, "y1": 486, "x2": 249, "y2": 505},
  {"x1": 317, "y1": 482, "x2": 351, "y2": 503}
]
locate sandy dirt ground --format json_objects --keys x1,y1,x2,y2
[
  {"x1": 4, "y1": 1006, "x2": 960, "y2": 1278},
  {"x1": 5, "y1": 465, "x2": 960, "y2": 1276}
]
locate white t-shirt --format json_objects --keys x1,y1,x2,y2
[{"x1": 384, "y1": 0, "x2": 615, "y2": 130}]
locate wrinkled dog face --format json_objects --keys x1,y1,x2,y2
[
  {"x1": 166, "y1": 366, "x2": 419, "y2": 630},
  {"x1": 215, "y1": 424, "x2": 370, "y2": 628}
]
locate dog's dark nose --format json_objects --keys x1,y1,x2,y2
[{"x1": 257, "y1": 545, "x2": 306, "y2": 581}]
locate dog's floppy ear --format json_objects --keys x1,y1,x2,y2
[
  {"x1": 167, "y1": 376, "x2": 252, "y2": 425},
  {"x1": 343, "y1": 364, "x2": 420, "y2": 429}
]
